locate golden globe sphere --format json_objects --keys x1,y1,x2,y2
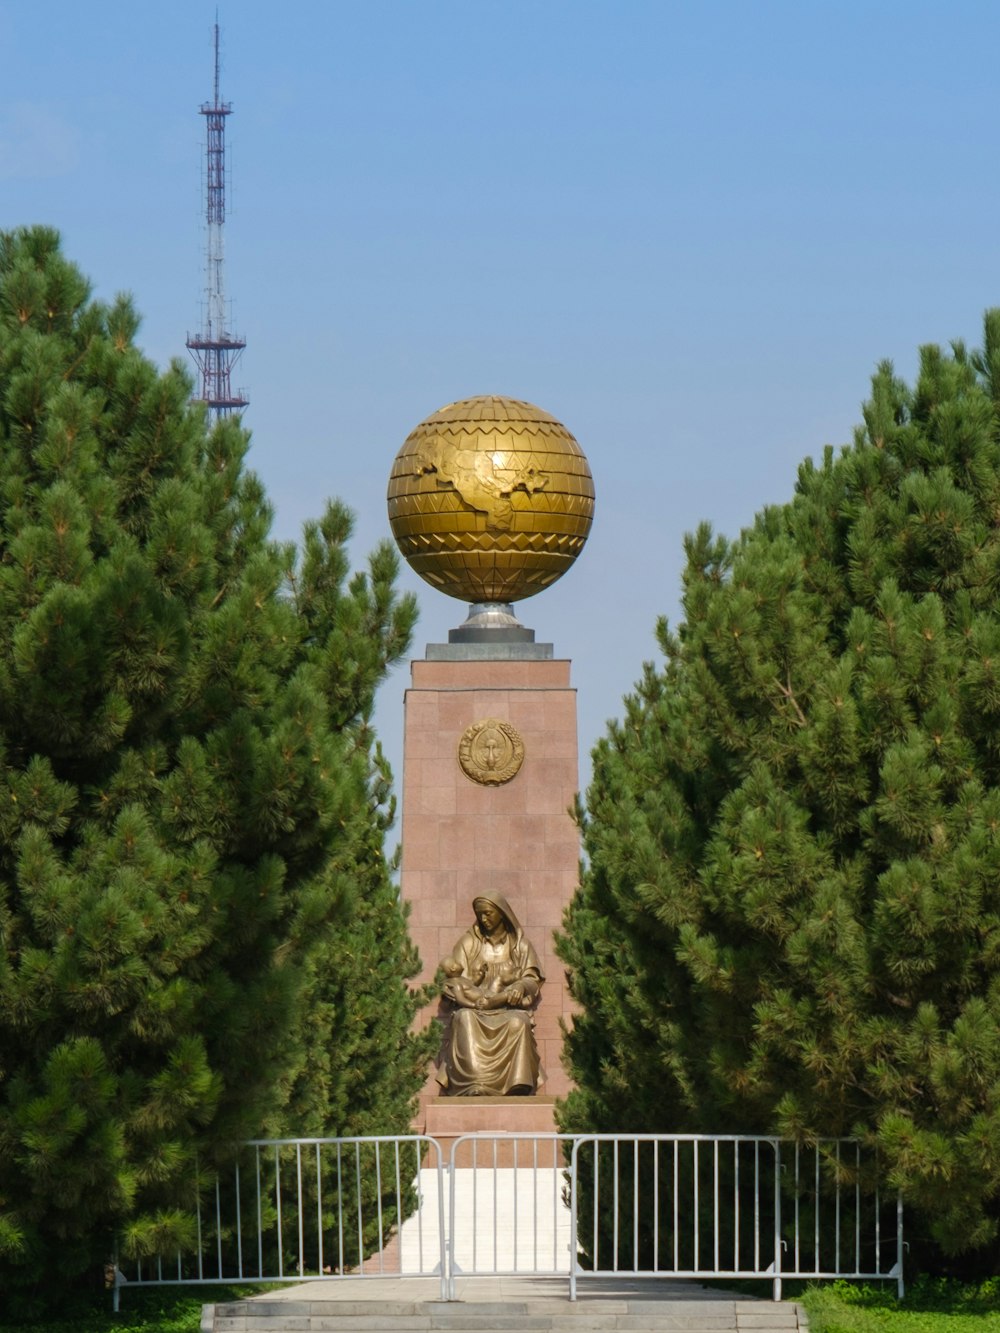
[{"x1": 387, "y1": 395, "x2": 595, "y2": 604}]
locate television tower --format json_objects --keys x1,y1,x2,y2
[{"x1": 187, "y1": 21, "x2": 248, "y2": 417}]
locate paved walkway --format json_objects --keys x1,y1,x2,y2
[
  {"x1": 394, "y1": 1168, "x2": 572, "y2": 1274},
  {"x1": 245, "y1": 1274, "x2": 764, "y2": 1302}
]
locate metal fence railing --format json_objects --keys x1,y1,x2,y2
[
  {"x1": 569, "y1": 1135, "x2": 903, "y2": 1302},
  {"x1": 117, "y1": 1135, "x2": 448, "y2": 1306},
  {"x1": 446, "y1": 1134, "x2": 575, "y2": 1297},
  {"x1": 116, "y1": 1131, "x2": 903, "y2": 1307}
]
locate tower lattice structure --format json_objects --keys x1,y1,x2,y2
[{"x1": 187, "y1": 22, "x2": 248, "y2": 416}]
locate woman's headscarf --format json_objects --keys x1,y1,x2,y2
[{"x1": 470, "y1": 893, "x2": 543, "y2": 981}]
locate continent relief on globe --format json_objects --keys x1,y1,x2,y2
[
  {"x1": 387, "y1": 396, "x2": 595, "y2": 605},
  {"x1": 410, "y1": 437, "x2": 548, "y2": 532}
]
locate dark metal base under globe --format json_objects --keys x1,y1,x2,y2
[
  {"x1": 425, "y1": 603, "x2": 554, "y2": 662},
  {"x1": 449, "y1": 603, "x2": 535, "y2": 645}
]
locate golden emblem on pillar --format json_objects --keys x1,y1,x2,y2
[{"x1": 458, "y1": 719, "x2": 525, "y2": 785}]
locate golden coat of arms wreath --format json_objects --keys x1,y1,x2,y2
[{"x1": 458, "y1": 719, "x2": 525, "y2": 785}]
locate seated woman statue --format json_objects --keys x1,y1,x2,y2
[{"x1": 436, "y1": 893, "x2": 544, "y2": 1096}]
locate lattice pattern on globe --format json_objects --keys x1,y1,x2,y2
[{"x1": 387, "y1": 395, "x2": 595, "y2": 603}]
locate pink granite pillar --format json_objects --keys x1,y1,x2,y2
[{"x1": 400, "y1": 654, "x2": 580, "y2": 1134}]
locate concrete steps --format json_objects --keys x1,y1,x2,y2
[{"x1": 201, "y1": 1292, "x2": 807, "y2": 1333}]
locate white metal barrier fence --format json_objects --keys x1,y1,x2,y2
[
  {"x1": 445, "y1": 1134, "x2": 576, "y2": 1298},
  {"x1": 569, "y1": 1135, "x2": 903, "y2": 1302},
  {"x1": 116, "y1": 1132, "x2": 903, "y2": 1307},
  {"x1": 118, "y1": 1136, "x2": 449, "y2": 1304}
]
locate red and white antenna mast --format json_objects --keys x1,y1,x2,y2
[{"x1": 187, "y1": 21, "x2": 248, "y2": 417}]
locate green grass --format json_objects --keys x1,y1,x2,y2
[
  {"x1": 800, "y1": 1278, "x2": 1000, "y2": 1332},
  {"x1": 0, "y1": 1284, "x2": 275, "y2": 1333}
]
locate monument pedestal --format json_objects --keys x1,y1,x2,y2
[
  {"x1": 400, "y1": 650, "x2": 581, "y2": 1135},
  {"x1": 423, "y1": 1096, "x2": 557, "y2": 1140}
]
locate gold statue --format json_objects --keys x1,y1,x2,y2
[{"x1": 436, "y1": 894, "x2": 544, "y2": 1096}]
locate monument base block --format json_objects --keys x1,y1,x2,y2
[
  {"x1": 402, "y1": 654, "x2": 581, "y2": 1136},
  {"x1": 422, "y1": 1095, "x2": 557, "y2": 1142}
]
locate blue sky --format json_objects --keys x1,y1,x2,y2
[{"x1": 3, "y1": 0, "x2": 999, "y2": 811}]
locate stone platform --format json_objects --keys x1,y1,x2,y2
[
  {"x1": 201, "y1": 1277, "x2": 807, "y2": 1332},
  {"x1": 423, "y1": 1096, "x2": 558, "y2": 1143}
]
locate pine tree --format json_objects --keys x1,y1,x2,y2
[
  {"x1": 0, "y1": 227, "x2": 428, "y2": 1303},
  {"x1": 559, "y1": 312, "x2": 1000, "y2": 1272}
]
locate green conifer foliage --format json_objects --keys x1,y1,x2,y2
[
  {"x1": 0, "y1": 228, "x2": 429, "y2": 1299},
  {"x1": 558, "y1": 313, "x2": 1000, "y2": 1269}
]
